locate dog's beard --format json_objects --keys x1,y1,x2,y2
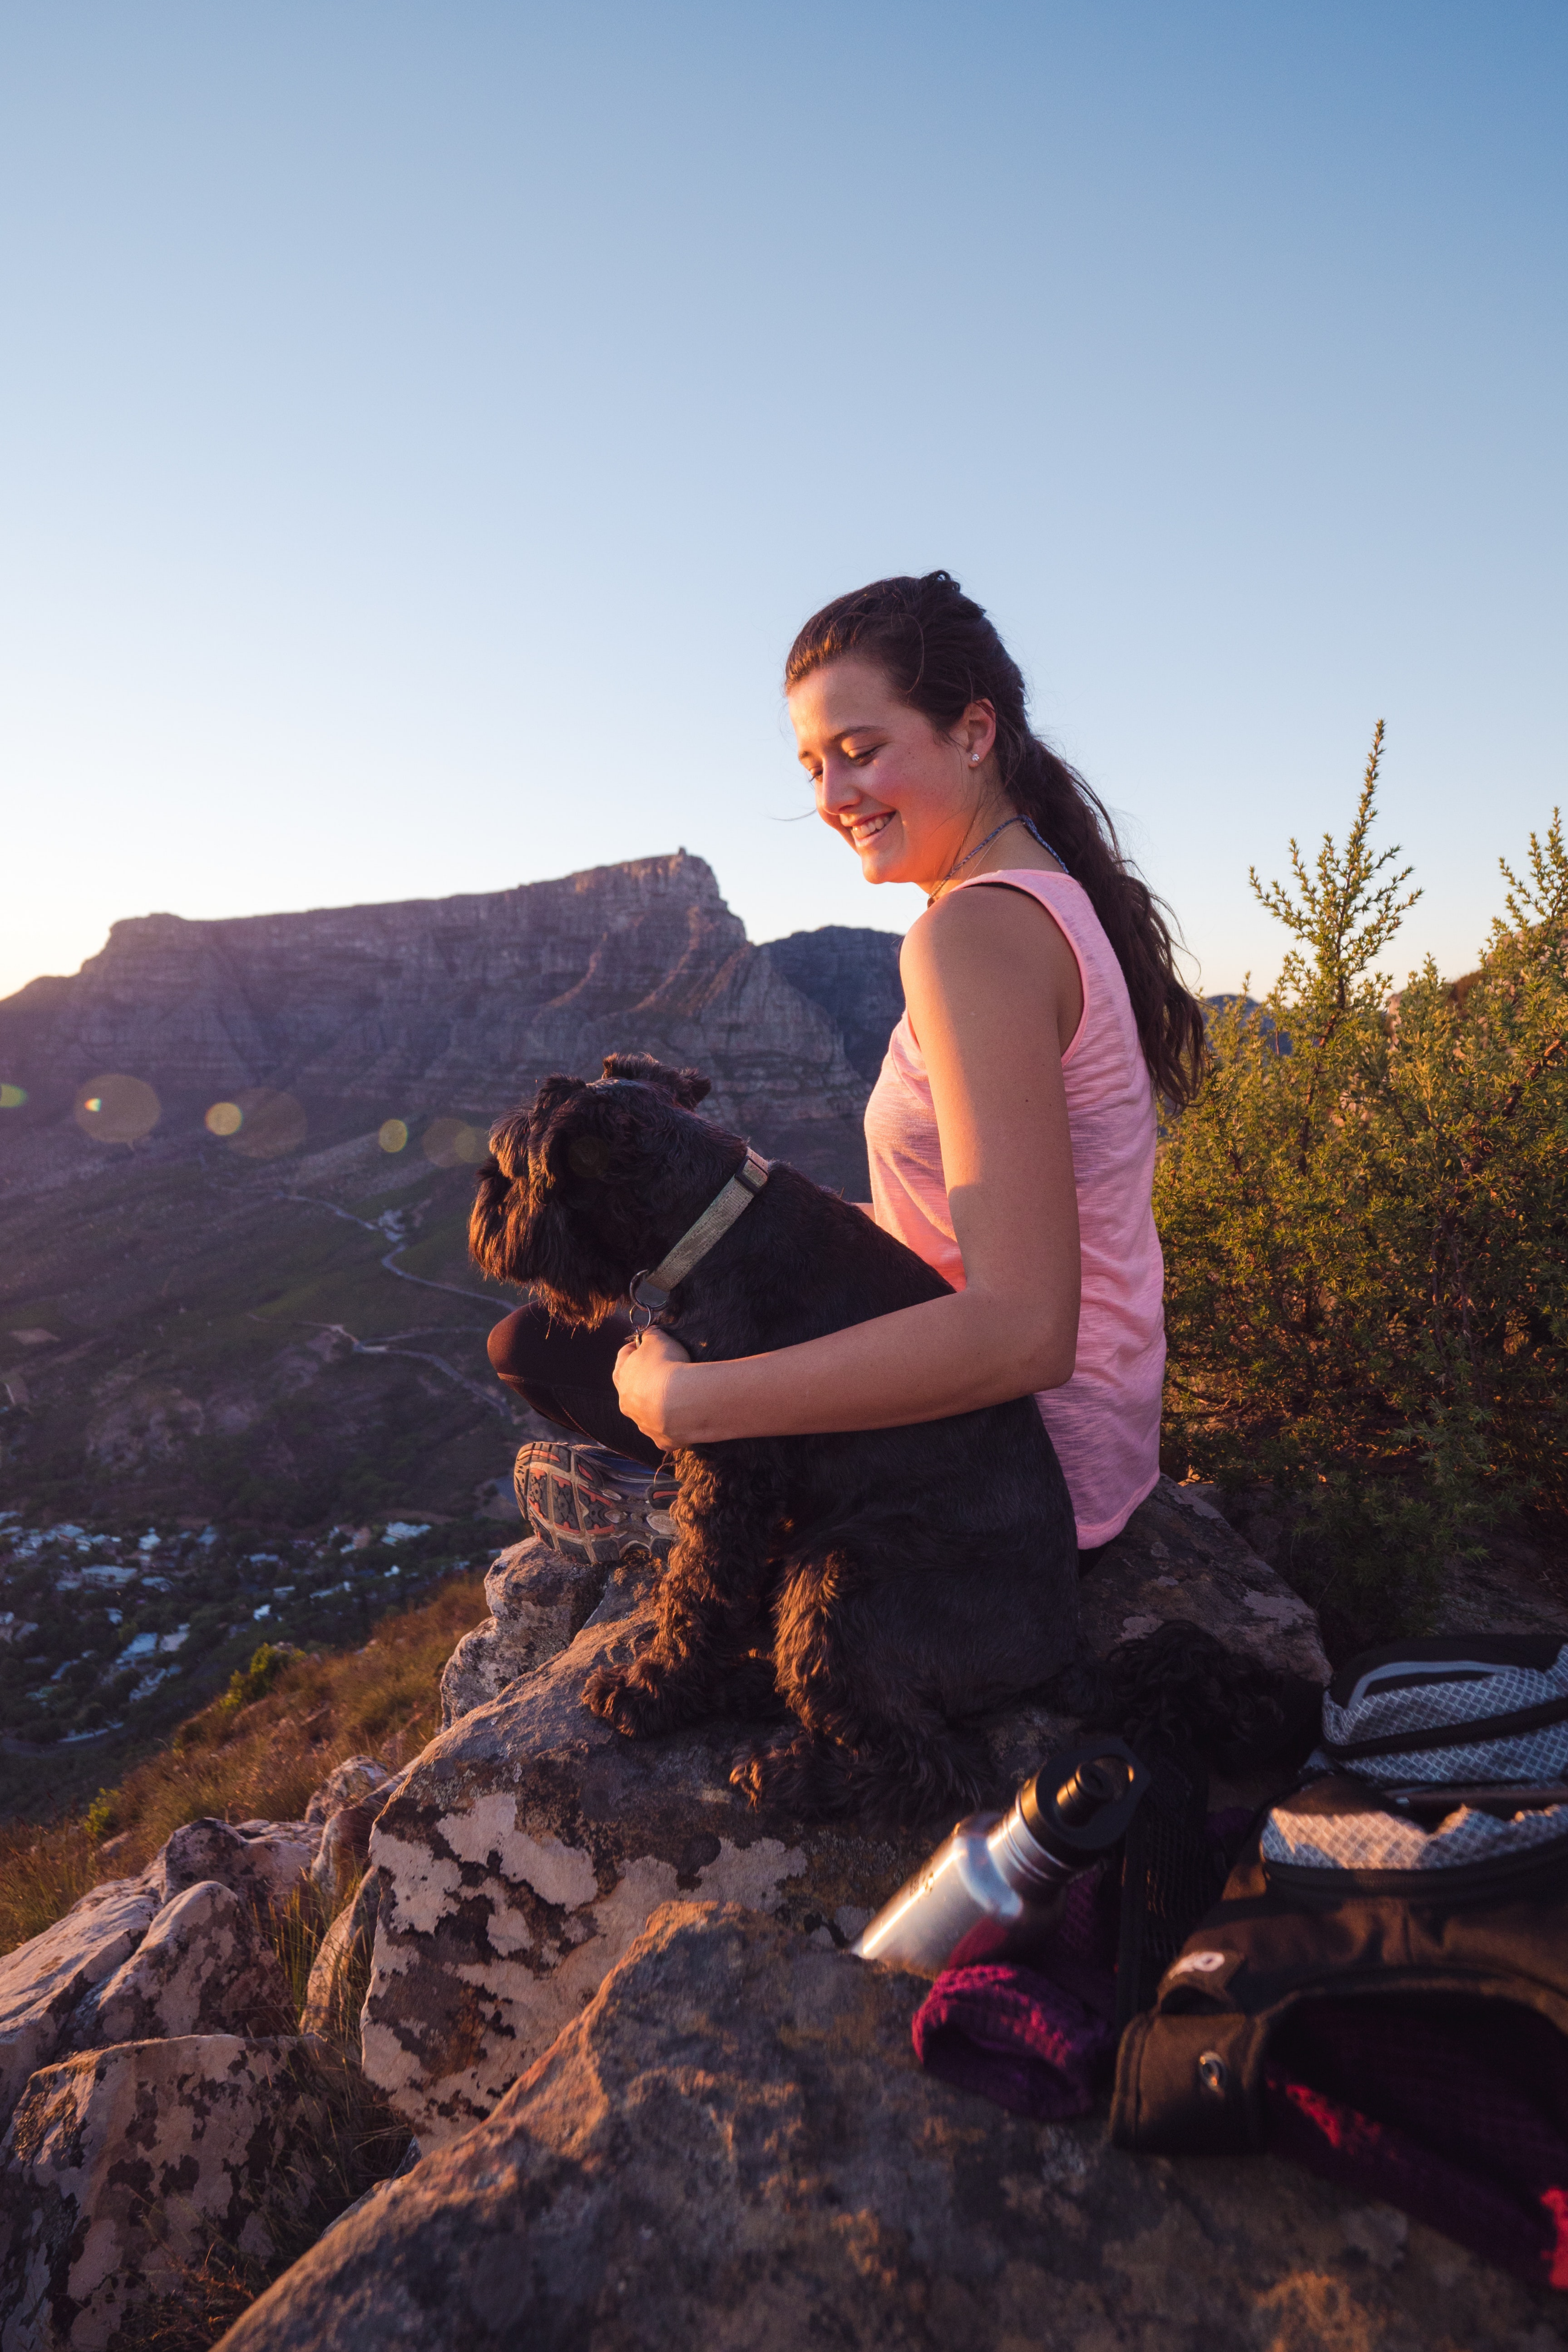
[
  {"x1": 523, "y1": 1276, "x2": 628, "y2": 1330},
  {"x1": 488, "y1": 1188, "x2": 632, "y2": 1327}
]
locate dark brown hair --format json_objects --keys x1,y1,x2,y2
[{"x1": 785, "y1": 570, "x2": 1208, "y2": 1111}]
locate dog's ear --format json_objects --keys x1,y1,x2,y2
[
  {"x1": 600, "y1": 1052, "x2": 711, "y2": 1109},
  {"x1": 468, "y1": 1154, "x2": 511, "y2": 1279},
  {"x1": 567, "y1": 1132, "x2": 613, "y2": 1180},
  {"x1": 484, "y1": 1103, "x2": 534, "y2": 1185},
  {"x1": 535, "y1": 1078, "x2": 637, "y2": 1189}
]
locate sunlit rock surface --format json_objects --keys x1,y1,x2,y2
[
  {"x1": 224, "y1": 1902, "x2": 1559, "y2": 2352},
  {"x1": 64, "y1": 1878, "x2": 295, "y2": 2050},
  {"x1": 0, "y1": 2034, "x2": 339, "y2": 2352},
  {"x1": 0, "y1": 1877, "x2": 163, "y2": 2135}
]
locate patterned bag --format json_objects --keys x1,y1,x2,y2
[{"x1": 1110, "y1": 1635, "x2": 1568, "y2": 2288}]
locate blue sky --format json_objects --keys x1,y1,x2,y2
[{"x1": 2, "y1": 0, "x2": 1563, "y2": 1004}]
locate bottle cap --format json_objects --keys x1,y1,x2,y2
[{"x1": 1017, "y1": 1735, "x2": 1148, "y2": 1858}]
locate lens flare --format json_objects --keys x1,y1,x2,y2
[
  {"x1": 74, "y1": 1075, "x2": 161, "y2": 1143},
  {"x1": 422, "y1": 1117, "x2": 490, "y2": 1169},
  {"x1": 378, "y1": 1118, "x2": 409, "y2": 1153},
  {"x1": 205, "y1": 1102, "x2": 243, "y2": 1137},
  {"x1": 0, "y1": 1083, "x2": 27, "y2": 1109}
]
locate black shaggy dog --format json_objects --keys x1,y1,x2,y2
[{"x1": 470, "y1": 1053, "x2": 1079, "y2": 1827}]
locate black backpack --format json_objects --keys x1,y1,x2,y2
[{"x1": 1111, "y1": 1635, "x2": 1568, "y2": 2288}]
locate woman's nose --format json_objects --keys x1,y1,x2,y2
[{"x1": 816, "y1": 757, "x2": 862, "y2": 816}]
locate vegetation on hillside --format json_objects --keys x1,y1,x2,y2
[
  {"x1": 1158, "y1": 728, "x2": 1567, "y2": 1648},
  {"x1": 0, "y1": 1570, "x2": 487, "y2": 1958}
]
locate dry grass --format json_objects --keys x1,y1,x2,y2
[{"x1": 0, "y1": 1571, "x2": 487, "y2": 1959}]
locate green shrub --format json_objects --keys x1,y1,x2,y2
[
  {"x1": 218, "y1": 1641, "x2": 290, "y2": 1717},
  {"x1": 82, "y1": 1788, "x2": 117, "y2": 1844},
  {"x1": 1157, "y1": 727, "x2": 1567, "y2": 1639}
]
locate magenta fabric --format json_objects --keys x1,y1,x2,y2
[
  {"x1": 1265, "y1": 1996, "x2": 1568, "y2": 2290},
  {"x1": 912, "y1": 1961, "x2": 1117, "y2": 2120}
]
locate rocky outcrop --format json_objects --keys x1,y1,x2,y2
[
  {"x1": 0, "y1": 857, "x2": 887, "y2": 1185},
  {"x1": 221, "y1": 1901, "x2": 1557, "y2": 2352},
  {"x1": 358, "y1": 1479, "x2": 1328, "y2": 2148},
  {"x1": 0, "y1": 1877, "x2": 163, "y2": 2134},
  {"x1": 305, "y1": 1758, "x2": 390, "y2": 1826},
  {"x1": 64, "y1": 1879, "x2": 296, "y2": 2049},
  {"x1": 0, "y1": 2034, "x2": 340, "y2": 2352},
  {"x1": 0, "y1": 1816, "x2": 322, "y2": 2134},
  {"x1": 150, "y1": 1816, "x2": 320, "y2": 1918},
  {"x1": 438, "y1": 1537, "x2": 612, "y2": 1730},
  {"x1": 1079, "y1": 1476, "x2": 1327, "y2": 1680}
]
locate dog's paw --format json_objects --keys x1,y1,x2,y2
[
  {"x1": 582, "y1": 1659, "x2": 688, "y2": 1737},
  {"x1": 729, "y1": 1729, "x2": 852, "y2": 1817}
]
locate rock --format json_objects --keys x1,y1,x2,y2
[
  {"x1": 221, "y1": 1902, "x2": 1557, "y2": 2352},
  {"x1": 438, "y1": 1538, "x2": 612, "y2": 1730},
  {"x1": 1082, "y1": 1475, "x2": 1329, "y2": 1684},
  {"x1": 301, "y1": 1872, "x2": 384, "y2": 2050},
  {"x1": 150, "y1": 1816, "x2": 319, "y2": 1914},
  {"x1": 65, "y1": 1879, "x2": 296, "y2": 2049},
  {"x1": 0, "y1": 2033, "x2": 339, "y2": 2352},
  {"x1": 359, "y1": 1483, "x2": 1328, "y2": 2149},
  {"x1": 760, "y1": 923, "x2": 906, "y2": 1083},
  {"x1": 310, "y1": 1804, "x2": 378, "y2": 1906},
  {"x1": 306, "y1": 1757, "x2": 391, "y2": 1827},
  {"x1": 0, "y1": 1874, "x2": 161, "y2": 2134}
]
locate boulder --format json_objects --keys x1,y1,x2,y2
[
  {"x1": 301, "y1": 1873, "x2": 383, "y2": 2051},
  {"x1": 65, "y1": 1879, "x2": 296, "y2": 2050},
  {"x1": 1084, "y1": 1477, "x2": 1327, "y2": 1681},
  {"x1": 0, "y1": 1875, "x2": 162, "y2": 2135},
  {"x1": 438, "y1": 1538, "x2": 610, "y2": 1730},
  {"x1": 360, "y1": 1480, "x2": 1328, "y2": 2147},
  {"x1": 310, "y1": 1804, "x2": 379, "y2": 1907},
  {"x1": 149, "y1": 1816, "x2": 319, "y2": 1915},
  {"x1": 221, "y1": 1901, "x2": 1559, "y2": 2352},
  {"x1": 306, "y1": 1757, "x2": 391, "y2": 1827},
  {"x1": 0, "y1": 2034, "x2": 339, "y2": 2352}
]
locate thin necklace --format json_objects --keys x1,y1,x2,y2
[{"x1": 927, "y1": 813, "x2": 1070, "y2": 906}]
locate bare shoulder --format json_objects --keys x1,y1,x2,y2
[{"x1": 901, "y1": 882, "x2": 1076, "y2": 994}]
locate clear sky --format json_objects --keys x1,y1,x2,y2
[{"x1": 2, "y1": 0, "x2": 1563, "y2": 1006}]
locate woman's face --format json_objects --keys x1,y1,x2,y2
[{"x1": 788, "y1": 655, "x2": 1005, "y2": 894}]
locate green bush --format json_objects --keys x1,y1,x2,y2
[
  {"x1": 218, "y1": 1641, "x2": 290, "y2": 1717},
  {"x1": 1156, "y1": 726, "x2": 1567, "y2": 1641},
  {"x1": 82, "y1": 1788, "x2": 117, "y2": 1843}
]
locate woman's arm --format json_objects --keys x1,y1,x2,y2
[{"x1": 613, "y1": 884, "x2": 1083, "y2": 1447}]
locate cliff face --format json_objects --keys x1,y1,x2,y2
[
  {"x1": 0, "y1": 855, "x2": 903, "y2": 1179},
  {"x1": 759, "y1": 926, "x2": 905, "y2": 1084}
]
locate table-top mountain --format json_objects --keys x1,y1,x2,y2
[{"x1": 0, "y1": 853, "x2": 901, "y2": 1183}]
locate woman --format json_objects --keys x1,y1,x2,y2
[{"x1": 490, "y1": 571, "x2": 1205, "y2": 1567}]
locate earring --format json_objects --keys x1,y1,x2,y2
[{"x1": 970, "y1": 753, "x2": 980, "y2": 765}]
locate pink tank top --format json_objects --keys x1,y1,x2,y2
[{"x1": 863, "y1": 868, "x2": 1164, "y2": 1548}]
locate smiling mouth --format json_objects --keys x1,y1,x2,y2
[{"x1": 846, "y1": 811, "x2": 895, "y2": 848}]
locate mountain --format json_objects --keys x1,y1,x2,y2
[{"x1": 0, "y1": 853, "x2": 900, "y2": 1185}]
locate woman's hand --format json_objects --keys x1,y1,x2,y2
[{"x1": 613, "y1": 1326, "x2": 695, "y2": 1451}]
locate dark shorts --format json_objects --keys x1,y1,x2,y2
[{"x1": 487, "y1": 1303, "x2": 664, "y2": 1468}]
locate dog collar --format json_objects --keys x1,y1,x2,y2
[{"x1": 628, "y1": 1149, "x2": 771, "y2": 1324}]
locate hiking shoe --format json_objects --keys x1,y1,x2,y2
[{"x1": 513, "y1": 1441, "x2": 680, "y2": 1567}]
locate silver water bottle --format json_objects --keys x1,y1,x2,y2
[{"x1": 851, "y1": 1737, "x2": 1149, "y2": 1975}]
